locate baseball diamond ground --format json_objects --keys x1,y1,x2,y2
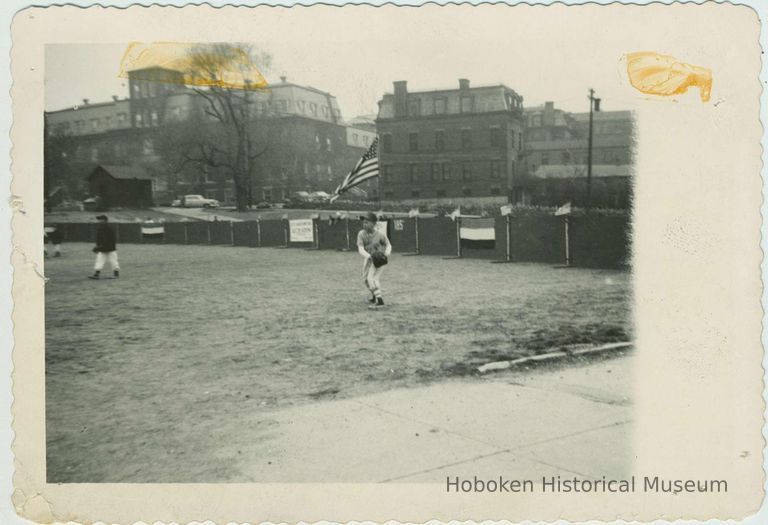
[{"x1": 44, "y1": 243, "x2": 631, "y2": 482}]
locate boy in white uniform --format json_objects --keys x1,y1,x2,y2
[{"x1": 357, "y1": 212, "x2": 392, "y2": 309}]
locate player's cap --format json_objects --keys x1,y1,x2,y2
[
  {"x1": 95, "y1": 215, "x2": 108, "y2": 221},
  {"x1": 360, "y1": 211, "x2": 378, "y2": 223}
]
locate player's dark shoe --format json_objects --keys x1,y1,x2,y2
[
  {"x1": 367, "y1": 297, "x2": 376, "y2": 304},
  {"x1": 53, "y1": 253, "x2": 61, "y2": 258},
  {"x1": 113, "y1": 270, "x2": 120, "y2": 278},
  {"x1": 368, "y1": 298, "x2": 385, "y2": 310},
  {"x1": 87, "y1": 275, "x2": 99, "y2": 280}
]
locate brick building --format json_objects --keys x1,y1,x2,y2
[
  {"x1": 375, "y1": 79, "x2": 525, "y2": 204},
  {"x1": 45, "y1": 68, "x2": 376, "y2": 206},
  {"x1": 521, "y1": 101, "x2": 634, "y2": 207}
]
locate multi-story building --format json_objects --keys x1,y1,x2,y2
[
  {"x1": 44, "y1": 68, "x2": 376, "y2": 205},
  {"x1": 375, "y1": 79, "x2": 525, "y2": 204},
  {"x1": 521, "y1": 101, "x2": 634, "y2": 208}
]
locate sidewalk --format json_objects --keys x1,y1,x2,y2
[{"x1": 235, "y1": 353, "x2": 632, "y2": 482}]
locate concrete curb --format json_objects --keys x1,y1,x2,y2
[{"x1": 477, "y1": 341, "x2": 633, "y2": 373}]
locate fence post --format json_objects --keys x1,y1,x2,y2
[
  {"x1": 507, "y1": 215, "x2": 512, "y2": 262},
  {"x1": 345, "y1": 217, "x2": 350, "y2": 251},
  {"x1": 207, "y1": 222, "x2": 212, "y2": 244},
  {"x1": 456, "y1": 217, "x2": 462, "y2": 258},
  {"x1": 283, "y1": 219, "x2": 288, "y2": 247},
  {"x1": 230, "y1": 221, "x2": 234, "y2": 246},
  {"x1": 256, "y1": 219, "x2": 262, "y2": 248},
  {"x1": 564, "y1": 216, "x2": 571, "y2": 267},
  {"x1": 183, "y1": 222, "x2": 189, "y2": 244},
  {"x1": 415, "y1": 216, "x2": 420, "y2": 255},
  {"x1": 313, "y1": 219, "x2": 319, "y2": 250}
]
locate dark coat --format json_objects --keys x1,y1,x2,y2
[
  {"x1": 48, "y1": 228, "x2": 64, "y2": 244},
  {"x1": 95, "y1": 223, "x2": 117, "y2": 253}
]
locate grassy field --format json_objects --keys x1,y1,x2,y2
[{"x1": 45, "y1": 243, "x2": 631, "y2": 482}]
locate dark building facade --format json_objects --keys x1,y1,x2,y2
[
  {"x1": 376, "y1": 79, "x2": 526, "y2": 205},
  {"x1": 521, "y1": 102, "x2": 635, "y2": 208},
  {"x1": 87, "y1": 165, "x2": 154, "y2": 208},
  {"x1": 45, "y1": 68, "x2": 376, "y2": 207}
]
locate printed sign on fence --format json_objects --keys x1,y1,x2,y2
[
  {"x1": 394, "y1": 219, "x2": 404, "y2": 231},
  {"x1": 289, "y1": 219, "x2": 313, "y2": 243},
  {"x1": 375, "y1": 221, "x2": 387, "y2": 236}
]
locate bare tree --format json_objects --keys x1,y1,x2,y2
[{"x1": 178, "y1": 43, "x2": 273, "y2": 211}]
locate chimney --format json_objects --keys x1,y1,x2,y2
[
  {"x1": 543, "y1": 101, "x2": 555, "y2": 127},
  {"x1": 393, "y1": 80, "x2": 408, "y2": 118},
  {"x1": 82, "y1": 98, "x2": 90, "y2": 105},
  {"x1": 112, "y1": 95, "x2": 119, "y2": 102},
  {"x1": 280, "y1": 75, "x2": 287, "y2": 83},
  {"x1": 459, "y1": 78, "x2": 470, "y2": 91}
]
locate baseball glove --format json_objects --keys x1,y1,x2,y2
[
  {"x1": 371, "y1": 252, "x2": 388, "y2": 268},
  {"x1": 92, "y1": 246, "x2": 100, "y2": 253}
]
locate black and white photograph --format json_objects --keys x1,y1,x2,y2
[
  {"x1": 8, "y1": 3, "x2": 765, "y2": 523},
  {"x1": 43, "y1": 38, "x2": 634, "y2": 483}
]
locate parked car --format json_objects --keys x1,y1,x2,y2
[
  {"x1": 171, "y1": 199, "x2": 181, "y2": 207},
  {"x1": 182, "y1": 195, "x2": 220, "y2": 208},
  {"x1": 255, "y1": 201, "x2": 272, "y2": 209}
]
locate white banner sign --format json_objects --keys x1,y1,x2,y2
[
  {"x1": 289, "y1": 219, "x2": 314, "y2": 242},
  {"x1": 375, "y1": 221, "x2": 388, "y2": 236}
]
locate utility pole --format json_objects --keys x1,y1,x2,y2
[{"x1": 586, "y1": 88, "x2": 600, "y2": 213}]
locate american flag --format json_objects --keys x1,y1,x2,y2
[{"x1": 330, "y1": 137, "x2": 378, "y2": 202}]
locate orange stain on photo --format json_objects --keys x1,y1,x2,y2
[
  {"x1": 118, "y1": 42, "x2": 269, "y2": 90},
  {"x1": 625, "y1": 51, "x2": 712, "y2": 102}
]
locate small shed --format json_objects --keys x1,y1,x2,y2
[{"x1": 87, "y1": 165, "x2": 154, "y2": 209}]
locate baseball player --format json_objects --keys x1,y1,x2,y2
[
  {"x1": 44, "y1": 224, "x2": 64, "y2": 258},
  {"x1": 357, "y1": 212, "x2": 392, "y2": 310},
  {"x1": 88, "y1": 215, "x2": 120, "y2": 279}
]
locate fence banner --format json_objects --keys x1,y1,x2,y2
[
  {"x1": 141, "y1": 222, "x2": 164, "y2": 242},
  {"x1": 289, "y1": 219, "x2": 313, "y2": 243},
  {"x1": 459, "y1": 217, "x2": 495, "y2": 250}
]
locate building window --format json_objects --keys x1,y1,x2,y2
[
  {"x1": 363, "y1": 135, "x2": 370, "y2": 146},
  {"x1": 297, "y1": 100, "x2": 306, "y2": 113},
  {"x1": 142, "y1": 138, "x2": 154, "y2": 155},
  {"x1": 461, "y1": 128, "x2": 472, "y2": 149},
  {"x1": 436, "y1": 189, "x2": 447, "y2": 198},
  {"x1": 434, "y1": 98, "x2": 446, "y2": 114},
  {"x1": 315, "y1": 135, "x2": 321, "y2": 150},
  {"x1": 409, "y1": 132, "x2": 418, "y2": 152},
  {"x1": 382, "y1": 165, "x2": 393, "y2": 183},
  {"x1": 352, "y1": 133, "x2": 359, "y2": 145},
  {"x1": 411, "y1": 189, "x2": 420, "y2": 198},
  {"x1": 490, "y1": 187, "x2": 501, "y2": 196},
  {"x1": 90, "y1": 119, "x2": 99, "y2": 131},
  {"x1": 442, "y1": 163, "x2": 451, "y2": 181},
  {"x1": 382, "y1": 133, "x2": 392, "y2": 153},
  {"x1": 462, "y1": 187, "x2": 473, "y2": 196},
  {"x1": 310, "y1": 103, "x2": 317, "y2": 115},
  {"x1": 263, "y1": 188, "x2": 272, "y2": 201},
  {"x1": 461, "y1": 96, "x2": 472, "y2": 113},
  {"x1": 490, "y1": 126, "x2": 502, "y2": 147},
  {"x1": 408, "y1": 99, "x2": 421, "y2": 117},
  {"x1": 326, "y1": 137, "x2": 332, "y2": 151},
  {"x1": 435, "y1": 130, "x2": 445, "y2": 152},
  {"x1": 490, "y1": 160, "x2": 501, "y2": 179},
  {"x1": 541, "y1": 153, "x2": 549, "y2": 166},
  {"x1": 104, "y1": 116, "x2": 112, "y2": 129},
  {"x1": 134, "y1": 114, "x2": 143, "y2": 127},
  {"x1": 90, "y1": 147, "x2": 98, "y2": 162},
  {"x1": 462, "y1": 162, "x2": 472, "y2": 181},
  {"x1": 151, "y1": 110, "x2": 159, "y2": 127},
  {"x1": 430, "y1": 163, "x2": 439, "y2": 182},
  {"x1": 409, "y1": 164, "x2": 420, "y2": 184},
  {"x1": 562, "y1": 151, "x2": 571, "y2": 163}
]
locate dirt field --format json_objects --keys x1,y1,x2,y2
[{"x1": 45, "y1": 243, "x2": 631, "y2": 482}]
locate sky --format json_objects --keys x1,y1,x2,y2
[{"x1": 44, "y1": 41, "x2": 641, "y2": 120}]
